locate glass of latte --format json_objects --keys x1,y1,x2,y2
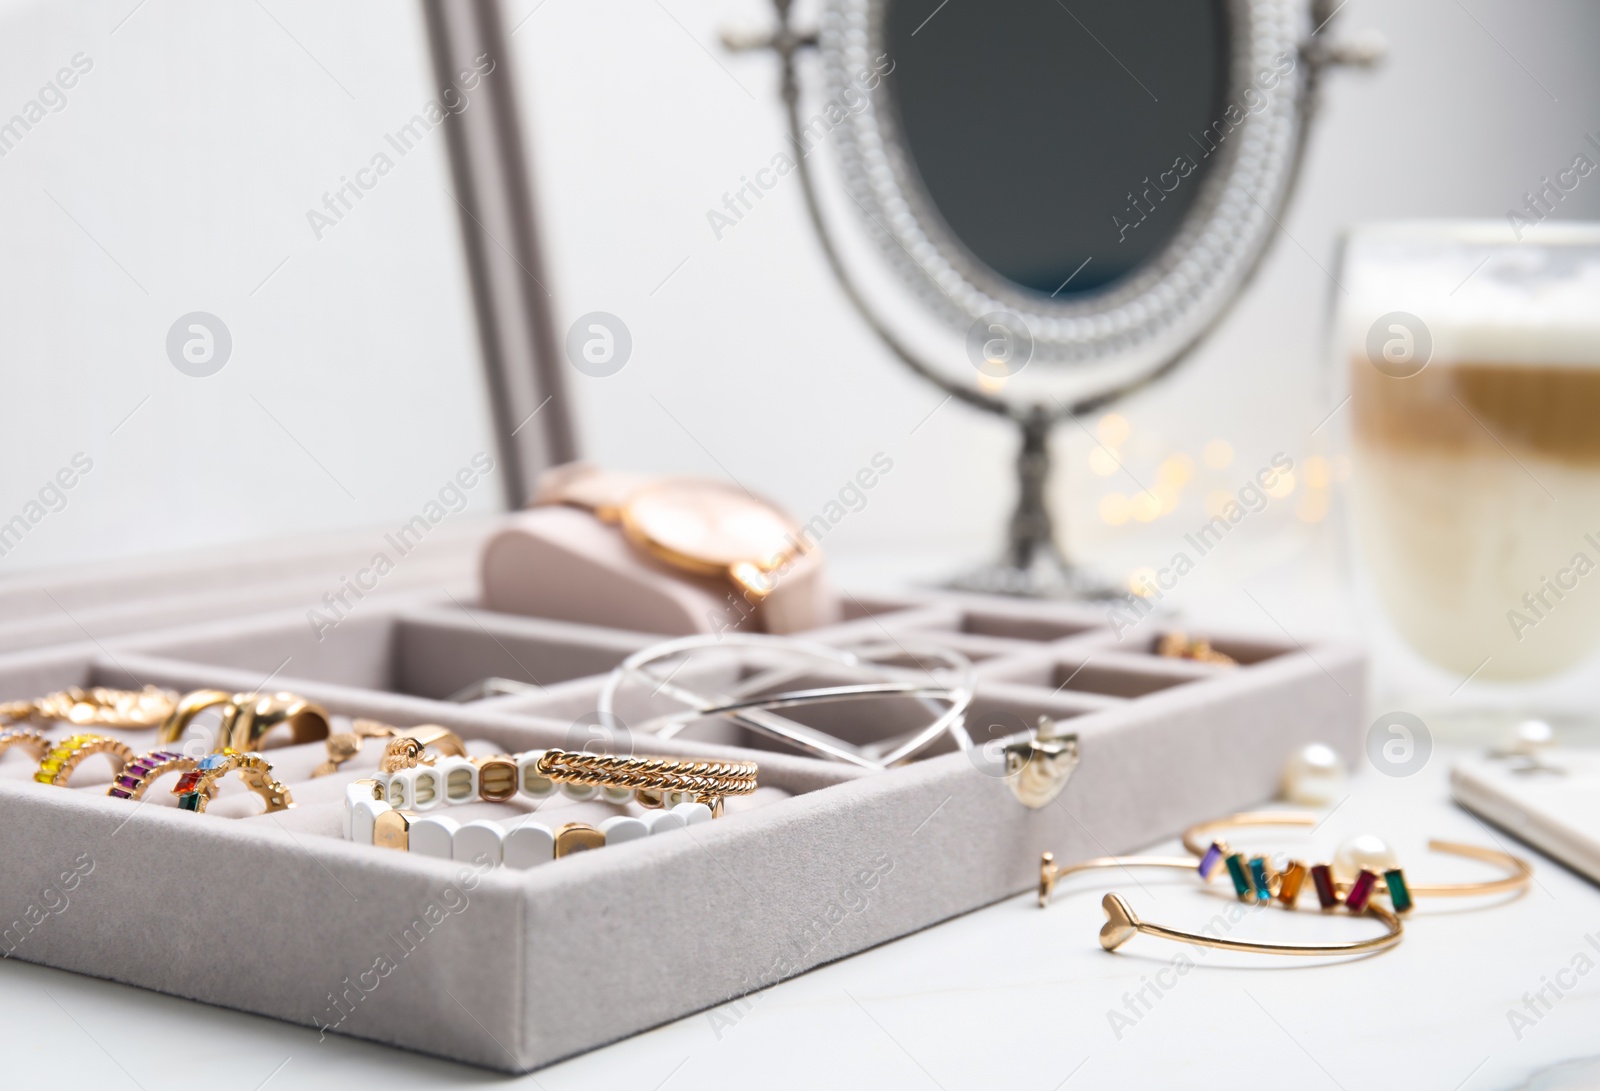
[{"x1": 1339, "y1": 222, "x2": 1600, "y2": 703}]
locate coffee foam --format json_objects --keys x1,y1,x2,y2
[{"x1": 1341, "y1": 222, "x2": 1600, "y2": 368}]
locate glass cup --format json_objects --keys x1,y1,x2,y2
[{"x1": 1336, "y1": 222, "x2": 1600, "y2": 724}]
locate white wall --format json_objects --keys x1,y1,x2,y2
[
  {"x1": 3, "y1": 0, "x2": 1595, "y2": 595},
  {"x1": 510, "y1": 0, "x2": 1600, "y2": 594},
  {"x1": 0, "y1": 0, "x2": 499, "y2": 575}
]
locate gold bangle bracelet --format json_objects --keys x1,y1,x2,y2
[
  {"x1": 0, "y1": 728, "x2": 52, "y2": 763},
  {"x1": 1181, "y1": 811, "x2": 1533, "y2": 901},
  {"x1": 1038, "y1": 853, "x2": 1404, "y2": 957},
  {"x1": 34, "y1": 734, "x2": 136, "y2": 788}
]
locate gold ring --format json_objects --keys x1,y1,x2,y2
[
  {"x1": 0, "y1": 728, "x2": 52, "y2": 763},
  {"x1": 1039, "y1": 853, "x2": 1403, "y2": 957},
  {"x1": 1156, "y1": 631, "x2": 1236, "y2": 666},
  {"x1": 225, "y1": 692, "x2": 330, "y2": 753},
  {"x1": 311, "y1": 718, "x2": 399, "y2": 778},
  {"x1": 377, "y1": 726, "x2": 468, "y2": 773},
  {"x1": 1181, "y1": 811, "x2": 1533, "y2": 903},
  {"x1": 34, "y1": 734, "x2": 136, "y2": 788},
  {"x1": 108, "y1": 749, "x2": 207, "y2": 801},
  {"x1": 172, "y1": 751, "x2": 294, "y2": 814},
  {"x1": 155, "y1": 689, "x2": 236, "y2": 746}
]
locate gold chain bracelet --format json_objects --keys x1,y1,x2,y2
[
  {"x1": 0, "y1": 686, "x2": 179, "y2": 730},
  {"x1": 533, "y1": 748, "x2": 759, "y2": 805}
]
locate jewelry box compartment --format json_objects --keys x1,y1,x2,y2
[
  {"x1": 0, "y1": 643, "x2": 865, "y2": 1070},
  {"x1": 112, "y1": 593, "x2": 946, "y2": 707},
  {"x1": 0, "y1": 593, "x2": 1365, "y2": 1073}
]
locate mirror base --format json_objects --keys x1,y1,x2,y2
[
  {"x1": 942, "y1": 555, "x2": 1117, "y2": 601},
  {"x1": 941, "y1": 408, "x2": 1119, "y2": 601}
]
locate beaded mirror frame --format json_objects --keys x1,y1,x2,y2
[{"x1": 820, "y1": 0, "x2": 1309, "y2": 402}]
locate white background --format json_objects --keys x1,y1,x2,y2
[
  {"x1": 0, "y1": 0, "x2": 500, "y2": 574},
  {"x1": 512, "y1": 0, "x2": 1600, "y2": 598},
  {"x1": 0, "y1": 0, "x2": 1597, "y2": 602}
]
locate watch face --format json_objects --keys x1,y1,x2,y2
[{"x1": 623, "y1": 479, "x2": 801, "y2": 571}]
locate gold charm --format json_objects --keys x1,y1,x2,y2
[
  {"x1": 1004, "y1": 716, "x2": 1080, "y2": 809},
  {"x1": 373, "y1": 808, "x2": 416, "y2": 851},
  {"x1": 553, "y1": 823, "x2": 605, "y2": 858}
]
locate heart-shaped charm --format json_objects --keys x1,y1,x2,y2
[
  {"x1": 1098, "y1": 893, "x2": 1140, "y2": 951},
  {"x1": 1004, "y1": 718, "x2": 1080, "y2": 809}
]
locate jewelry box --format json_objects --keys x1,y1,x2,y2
[{"x1": 0, "y1": 576, "x2": 1362, "y2": 1072}]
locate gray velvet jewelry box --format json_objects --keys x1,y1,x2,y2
[{"x1": 0, "y1": 591, "x2": 1364, "y2": 1072}]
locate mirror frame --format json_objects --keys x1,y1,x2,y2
[{"x1": 820, "y1": 0, "x2": 1310, "y2": 397}]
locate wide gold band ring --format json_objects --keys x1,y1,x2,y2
[
  {"x1": 156, "y1": 690, "x2": 330, "y2": 754},
  {"x1": 225, "y1": 692, "x2": 331, "y2": 753},
  {"x1": 155, "y1": 690, "x2": 235, "y2": 746}
]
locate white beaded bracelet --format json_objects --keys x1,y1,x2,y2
[
  {"x1": 341, "y1": 774, "x2": 716, "y2": 868},
  {"x1": 373, "y1": 752, "x2": 709, "y2": 813}
]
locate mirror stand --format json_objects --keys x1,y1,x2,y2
[
  {"x1": 727, "y1": 0, "x2": 1380, "y2": 600},
  {"x1": 730, "y1": 3, "x2": 1139, "y2": 598}
]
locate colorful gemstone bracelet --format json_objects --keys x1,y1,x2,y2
[
  {"x1": 1037, "y1": 852, "x2": 1403, "y2": 957},
  {"x1": 1183, "y1": 811, "x2": 1533, "y2": 911}
]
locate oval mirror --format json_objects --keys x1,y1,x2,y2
[{"x1": 732, "y1": 0, "x2": 1371, "y2": 592}]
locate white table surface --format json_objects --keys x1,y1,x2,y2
[{"x1": 5, "y1": 743, "x2": 1598, "y2": 1090}]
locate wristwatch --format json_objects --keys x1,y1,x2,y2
[{"x1": 533, "y1": 463, "x2": 826, "y2": 632}]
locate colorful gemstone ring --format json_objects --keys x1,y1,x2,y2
[
  {"x1": 172, "y1": 751, "x2": 295, "y2": 814},
  {"x1": 1037, "y1": 852, "x2": 1403, "y2": 957},
  {"x1": 34, "y1": 734, "x2": 136, "y2": 788},
  {"x1": 108, "y1": 750, "x2": 207, "y2": 802},
  {"x1": 0, "y1": 728, "x2": 52, "y2": 762}
]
